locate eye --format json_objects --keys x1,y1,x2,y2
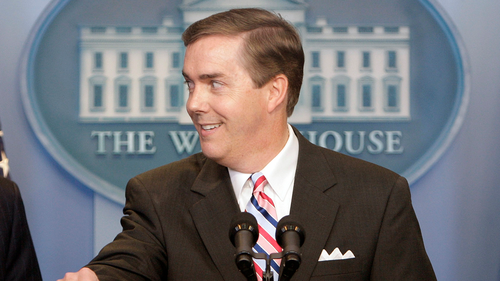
[
  {"x1": 211, "y1": 81, "x2": 223, "y2": 89},
  {"x1": 184, "y1": 80, "x2": 194, "y2": 92}
]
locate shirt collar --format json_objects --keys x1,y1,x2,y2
[{"x1": 229, "y1": 124, "x2": 299, "y2": 201}]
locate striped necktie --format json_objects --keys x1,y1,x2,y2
[{"x1": 246, "y1": 172, "x2": 281, "y2": 281}]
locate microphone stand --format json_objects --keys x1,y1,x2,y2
[{"x1": 251, "y1": 252, "x2": 284, "y2": 281}]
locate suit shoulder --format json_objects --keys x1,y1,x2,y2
[
  {"x1": 0, "y1": 177, "x2": 20, "y2": 202},
  {"x1": 129, "y1": 153, "x2": 207, "y2": 185},
  {"x1": 0, "y1": 178, "x2": 24, "y2": 237},
  {"x1": 317, "y1": 145, "x2": 402, "y2": 185},
  {"x1": 308, "y1": 145, "x2": 411, "y2": 210},
  {"x1": 295, "y1": 127, "x2": 401, "y2": 184}
]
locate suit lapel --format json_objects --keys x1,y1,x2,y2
[
  {"x1": 189, "y1": 159, "x2": 245, "y2": 281},
  {"x1": 188, "y1": 129, "x2": 340, "y2": 280},
  {"x1": 289, "y1": 129, "x2": 340, "y2": 280}
]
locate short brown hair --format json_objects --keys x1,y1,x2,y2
[{"x1": 182, "y1": 8, "x2": 304, "y2": 117}]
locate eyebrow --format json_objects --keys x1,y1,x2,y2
[{"x1": 182, "y1": 71, "x2": 225, "y2": 80}]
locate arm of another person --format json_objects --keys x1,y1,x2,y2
[{"x1": 370, "y1": 176, "x2": 437, "y2": 280}]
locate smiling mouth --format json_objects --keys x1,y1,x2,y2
[{"x1": 201, "y1": 124, "x2": 222, "y2": 131}]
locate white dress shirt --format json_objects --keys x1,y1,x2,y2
[{"x1": 228, "y1": 124, "x2": 299, "y2": 221}]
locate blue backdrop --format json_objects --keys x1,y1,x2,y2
[{"x1": 0, "y1": 0, "x2": 499, "y2": 280}]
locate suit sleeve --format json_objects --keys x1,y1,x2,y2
[
  {"x1": 370, "y1": 176, "x2": 436, "y2": 280},
  {"x1": 0, "y1": 178, "x2": 42, "y2": 281},
  {"x1": 87, "y1": 176, "x2": 168, "y2": 281}
]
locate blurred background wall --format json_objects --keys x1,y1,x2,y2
[{"x1": 0, "y1": 0, "x2": 499, "y2": 280}]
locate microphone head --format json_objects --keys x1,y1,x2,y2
[
  {"x1": 276, "y1": 215, "x2": 306, "y2": 247},
  {"x1": 229, "y1": 212, "x2": 259, "y2": 247}
]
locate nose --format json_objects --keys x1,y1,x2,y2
[{"x1": 186, "y1": 86, "x2": 209, "y2": 115}]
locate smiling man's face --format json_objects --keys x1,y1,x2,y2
[{"x1": 183, "y1": 35, "x2": 276, "y2": 172}]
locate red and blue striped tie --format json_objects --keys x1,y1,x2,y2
[{"x1": 246, "y1": 172, "x2": 281, "y2": 281}]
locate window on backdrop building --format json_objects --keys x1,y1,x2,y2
[
  {"x1": 361, "y1": 51, "x2": 371, "y2": 70},
  {"x1": 332, "y1": 76, "x2": 351, "y2": 112},
  {"x1": 358, "y1": 76, "x2": 374, "y2": 111},
  {"x1": 383, "y1": 76, "x2": 402, "y2": 112},
  {"x1": 358, "y1": 26, "x2": 374, "y2": 33},
  {"x1": 142, "y1": 27, "x2": 158, "y2": 34},
  {"x1": 93, "y1": 52, "x2": 103, "y2": 71},
  {"x1": 386, "y1": 50, "x2": 398, "y2": 71},
  {"x1": 118, "y1": 52, "x2": 129, "y2": 71},
  {"x1": 115, "y1": 76, "x2": 131, "y2": 112},
  {"x1": 144, "y1": 52, "x2": 154, "y2": 70},
  {"x1": 140, "y1": 76, "x2": 157, "y2": 111},
  {"x1": 311, "y1": 51, "x2": 321, "y2": 70},
  {"x1": 171, "y1": 52, "x2": 181, "y2": 69},
  {"x1": 336, "y1": 51, "x2": 346, "y2": 70},
  {"x1": 89, "y1": 75, "x2": 107, "y2": 111},
  {"x1": 165, "y1": 78, "x2": 183, "y2": 112},
  {"x1": 115, "y1": 26, "x2": 132, "y2": 34},
  {"x1": 90, "y1": 26, "x2": 106, "y2": 33},
  {"x1": 310, "y1": 76, "x2": 325, "y2": 112}
]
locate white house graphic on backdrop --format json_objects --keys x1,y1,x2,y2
[{"x1": 79, "y1": 0, "x2": 410, "y2": 124}]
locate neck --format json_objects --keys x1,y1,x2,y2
[{"x1": 228, "y1": 122, "x2": 290, "y2": 173}]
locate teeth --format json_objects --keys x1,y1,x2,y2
[{"x1": 201, "y1": 124, "x2": 221, "y2": 130}]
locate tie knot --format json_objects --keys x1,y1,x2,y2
[{"x1": 251, "y1": 172, "x2": 267, "y2": 193}]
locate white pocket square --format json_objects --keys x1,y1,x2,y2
[{"x1": 318, "y1": 247, "x2": 355, "y2": 261}]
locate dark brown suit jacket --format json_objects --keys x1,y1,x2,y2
[
  {"x1": 88, "y1": 128, "x2": 436, "y2": 280},
  {"x1": 0, "y1": 177, "x2": 42, "y2": 281}
]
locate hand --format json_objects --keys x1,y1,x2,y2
[{"x1": 57, "y1": 267, "x2": 99, "y2": 281}]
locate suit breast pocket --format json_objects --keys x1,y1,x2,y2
[{"x1": 310, "y1": 259, "x2": 363, "y2": 280}]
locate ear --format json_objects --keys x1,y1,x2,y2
[{"x1": 267, "y1": 74, "x2": 288, "y2": 114}]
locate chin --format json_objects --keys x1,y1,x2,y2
[{"x1": 200, "y1": 145, "x2": 221, "y2": 160}]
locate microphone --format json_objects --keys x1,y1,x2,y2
[
  {"x1": 276, "y1": 216, "x2": 305, "y2": 281},
  {"x1": 229, "y1": 212, "x2": 259, "y2": 281}
]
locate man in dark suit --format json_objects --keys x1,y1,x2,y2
[
  {"x1": 60, "y1": 8, "x2": 436, "y2": 280},
  {"x1": 0, "y1": 176, "x2": 42, "y2": 281}
]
